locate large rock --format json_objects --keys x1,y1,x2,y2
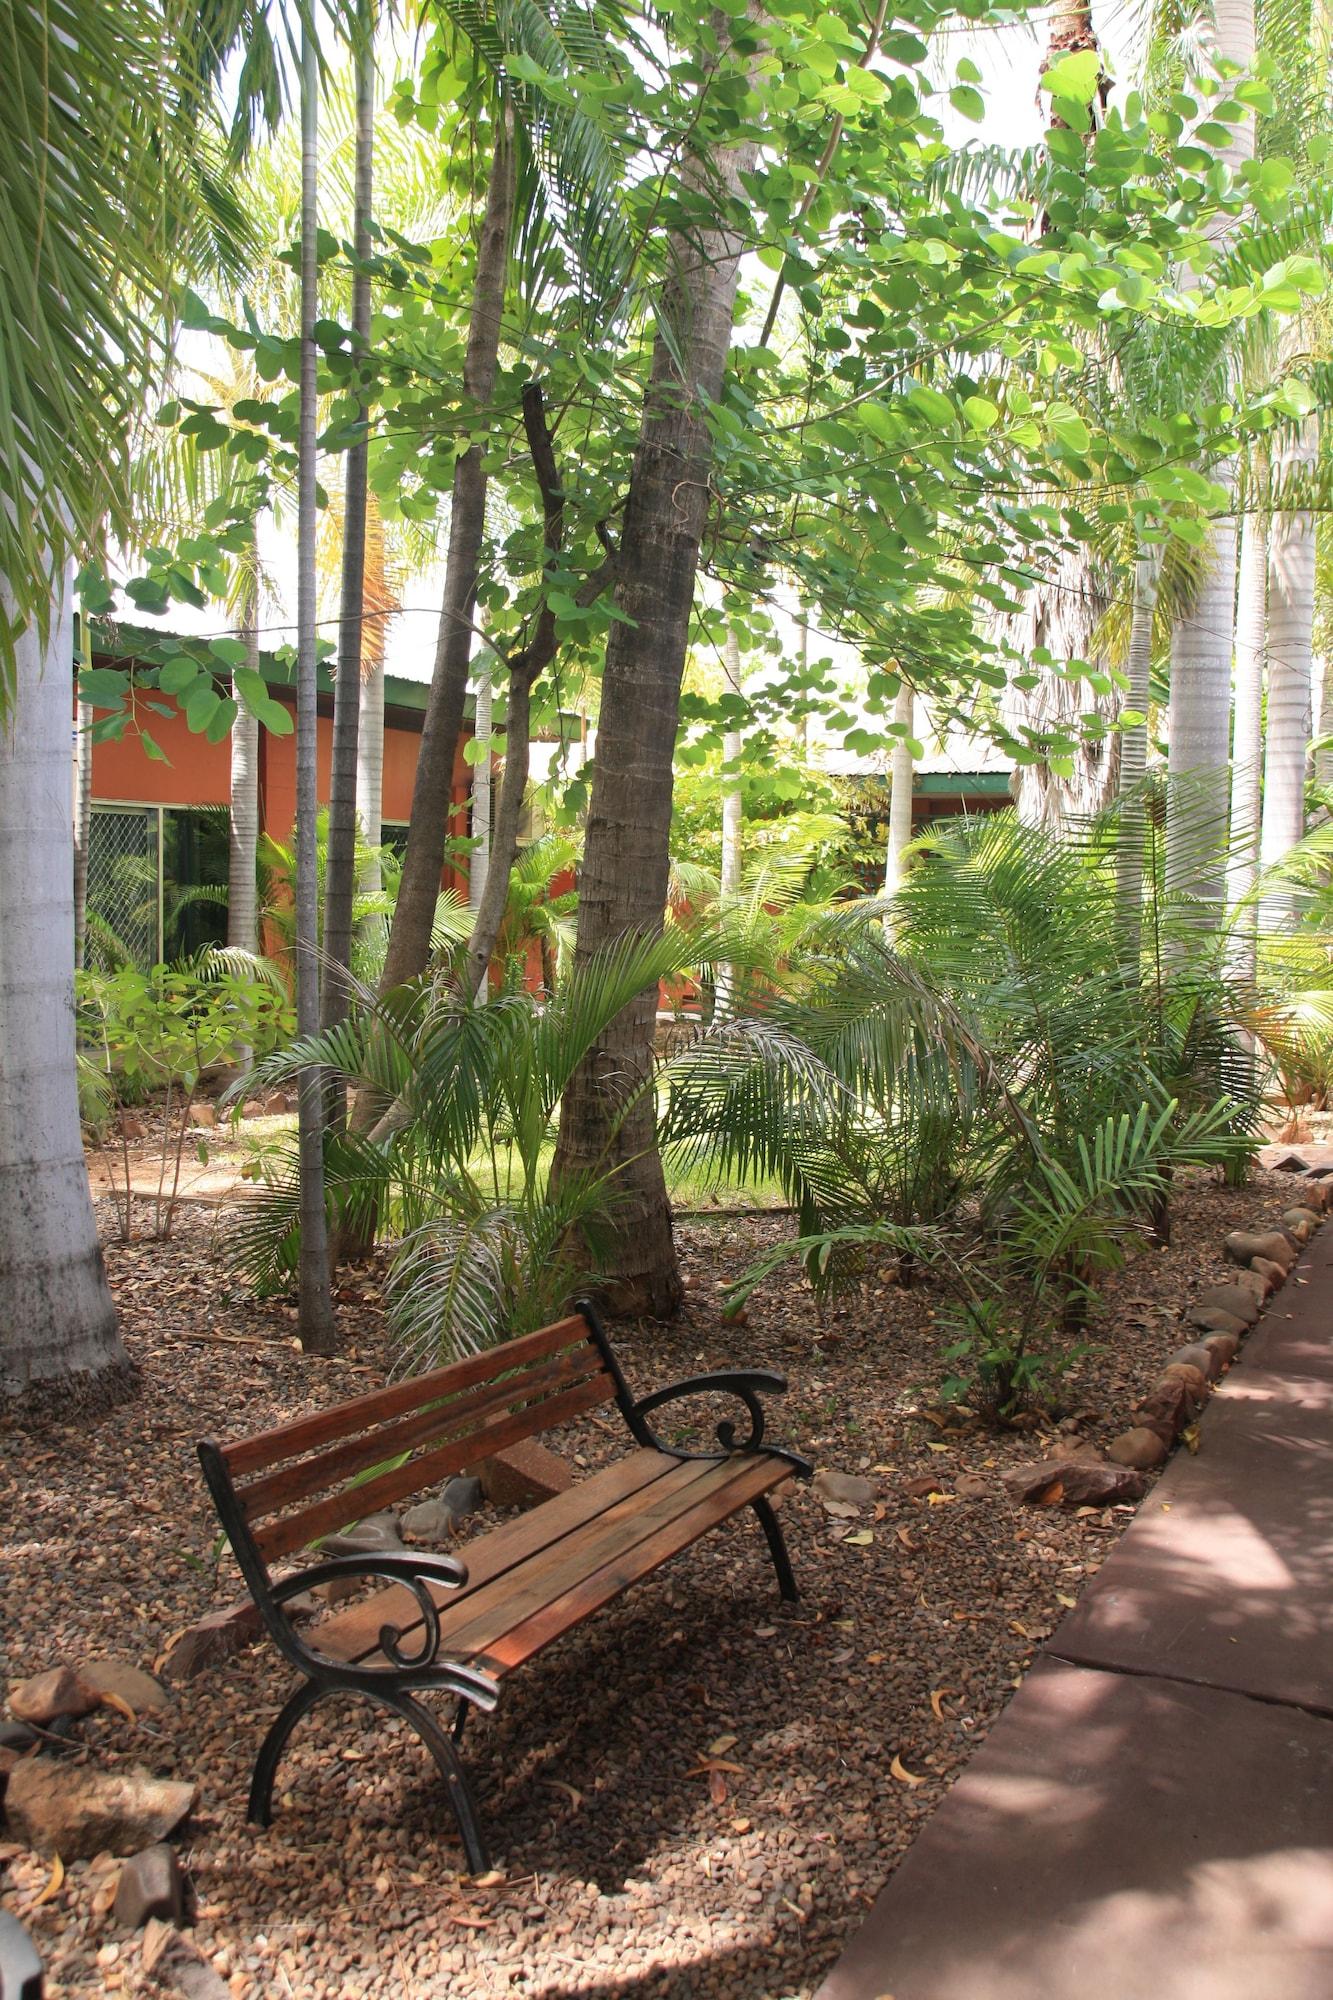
[
  {"x1": 1135, "y1": 1369, "x2": 1205, "y2": 1440},
  {"x1": 81, "y1": 1660, "x2": 172, "y2": 1716},
  {"x1": 1185, "y1": 1305, "x2": 1249, "y2": 1339},
  {"x1": 1251, "y1": 1256, "x2": 1289, "y2": 1290},
  {"x1": 1224, "y1": 1230, "x2": 1297, "y2": 1271},
  {"x1": 1164, "y1": 1341, "x2": 1216, "y2": 1378},
  {"x1": 1280, "y1": 1207, "x2": 1319, "y2": 1243},
  {"x1": 114, "y1": 1843, "x2": 185, "y2": 1928},
  {"x1": 1002, "y1": 1460, "x2": 1148, "y2": 1508},
  {"x1": 319, "y1": 1511, "x2": 405, "y2": 1557},
  {"x1": 401, "y1": 1477, "x2": 482, "y2": 1544},
  {"x1": 814, "y1": 1469, "x2": 877, "y2": 1507},
  {"x1": 1193, "y1": 1283, "x2": 1261, "y2": 1326},
  {"x1": 9, "y1": 1666, "x2": 99, "y2": 1725},
  {"x1": 159, "y1": 1599, "x2": 264, "y2": 1682},
  {"x1": 1105, "y1": 1428, "x2": 1169, "y2": 1471},
  {"x1": 1200, "y1": 1330, "x2": 1240, "y2": 1371},
  {"x1": 4, "y1": 1760, "x2": 196, "y2": 1859},
  {"x1": 477, "y1": 1439, "x2": 573, "y2": 1511}
]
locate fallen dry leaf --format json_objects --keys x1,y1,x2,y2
[
  {"x1": 1056, "y1": 1592, "x2": 1078, "y2": 1609},
  {"x1": 709, "y1": 1768, "x2": 728, "y2": 1806},
  {"x1": 844, "y1": 1529, "x2": 874, "y2": 1546},
  {"x1": 31, "y1": 1855, "x2": 65, "y2": 1909},
  {"x1": 545, "y1": 1779, "x2": 583, "y2": 1811},
  {"x1": 99, "y1": 1690, "x2": 136, "y2": 1724},
  {"x1": 890, "y1": 1753, "x2": 927, "y2": 1787},
  {"x1": 708, "y1": 1733, "x2": 739, "y2": 1756},
  {"x1": 141, "y1": 1917, "x2": 174, "y2": 1974},
  {"x1": 896, "y1": 1527, "x2": 918, "y2": 1550},
  {"x1": 929, "y1": 1688, "x2": 956, "y2": 1722}
]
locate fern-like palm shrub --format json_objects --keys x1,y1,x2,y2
[{"x1": 228, "y1": 928, "x2": 734, "y2": 1363}]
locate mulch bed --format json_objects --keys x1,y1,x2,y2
[{"x1": 0, "y1": 1166, "x2": 1301, "y2": 1999}]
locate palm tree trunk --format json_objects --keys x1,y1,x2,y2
[
  {"x1": 73, "y1": 695, "x2": 92, "y2": 968},
  {"x1": 1164, "y1": 0, "x2": 1255, "y2": 917},
  {"x1": 322, "y1": 0, "x2": 375, "y2": 1036},
  {"x1": 1314, "y1": 649, "x2": 1332, "y2": 805},
  {"x1": 228, "y1": 562, "x2": 261, "y2": 956},
  {"x1": 551, "y1": 86, "x2": 761, "y2": 1318},
  {"x1": 463, "y1": 662, "x2": 533, "y2": 1000},
  {"x1": 1114, "y1": 548, "x2": 1160, "y2": 965},
  {"x1": 716, "y1": 625, "x2": 743, "y2": 1015},
  {"x1": 1226, "y1": 491, "x2": 1266, "y2": 973},
  {"x1": 1260, "y1": 414, "x2": 1317, "y2": 917},
  {"x1": 295, "y1": 18, "x2": 336, "y2": 1355},
  {"x1": 374, "y1": 110, "x2": 515, "y2": 998},
  {"x1": 356, "y1": 653, "x2": 384, "y2": 883},
  {"x1": 882, "y1": 682, "x2": 915, "y2": 924},
  {"x1": 1, "y1": 567, "x2": 127, "y2": 1409}
]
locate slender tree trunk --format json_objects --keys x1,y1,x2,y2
[
  {"x1": 1114, "y1": 548, "x2": 1160, "y2": 966},
  {"x1": 295, "y1": 20, "x2": 336, "y2": 1354},
  {"x1": 1260, "y1": 414, "x2": 1317, "y2": 918},
  {"x1": 793, "y1": 615, "x2": 809, "y2": 752},
  {"x1": 882, "y1": 681, "x2": 915, "y2": 925},
  {"x1": 73, "y1": 696, "x2": 92, "y2": 969},
  {"x1": 1164, "y1": 0, "x2": 1255, "y2": 917},
  {"x1": 551, "y1": 72, "x2": 762, "y2": 1317},
  {"x1": 322, "y1": 0, "x2": 375, "y2": 1035},
  {"x1": 470, "y1": 665, "x2": 493, "y2": 917},
  {"x1": 716, "y1": 625, "x2": 743, "y2": 1016},
  {"x1": 228, "y1": 562, "x2": 261, "y2": 956},
  {"x1": 356, "y1": 653, "x2": 384, "y2": 884},
  {"x1": 464, "y1": 663, "x2": 533, "y2": 1000},
  {"x1": 373, "y1": 111, "x2": 515, "y2": 1000},
  {"x1": 1226, "y1": 492, "x2": 1266, "y2": 974},
  {"x1": 1, "y1": 567, "x2": 128, "y2": 1410}
]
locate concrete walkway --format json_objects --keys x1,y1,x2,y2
[{"x1": 815, "y1": 1206, "x2": 1333, "y2": 2000}]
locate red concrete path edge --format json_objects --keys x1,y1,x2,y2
[{"x1": 813, "y1": 1218, "x2": 1333, "y2": 2000}]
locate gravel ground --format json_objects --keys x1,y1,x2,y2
[{"x1": 0, "y1": 1166, "x2": 1302, "y2": 1999}]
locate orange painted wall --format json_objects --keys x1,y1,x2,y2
[{"x1": 85, "y1": 686, "x2": 472, "y2": 893}]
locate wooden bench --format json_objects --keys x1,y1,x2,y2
[{"x1": 197, "y1": 1300, "x2": 810, "y2": 1872}]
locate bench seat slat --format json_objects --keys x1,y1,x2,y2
[
  {"x1": 222, "y1": 1315, "x2": 593, "y2": 1478},
  {"x1": 313, "y1": 1450, "x2": 788, "y2": 1680},
  {"x1": 253, "y1": 1371, "x2": 615, "y2": 1564},
  {"x1": 310, "y1": 1448, "x2": 680, "y2": 1665},
  {"x1": 236, "y1": 1347, "x2": 605, "y2": 1524},
  {"x1": 458, "y1": 1455, "x2": 788, "y2": 1676}
]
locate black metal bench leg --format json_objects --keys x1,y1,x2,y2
[
  {"x1": 383, "y1": 1691, "x2": 491, "y2": 1875},
  {"x1": 249, "y1": 1679, "x2": 326, "y2": 1826},
  {"x1": 751, "y1": 1495, "x2": 799, "y2": 1603}
]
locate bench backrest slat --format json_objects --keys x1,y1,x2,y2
[
  {"x1": 209, "y1": 1314, "x2": 621, "y2": 1572},
  {"x1": 236, "y1": 1346, "x2": 602, "y2": 1525},
  {"x1": 222, "y1": 1315, "x2": 593, "y2": 1480},
  {"x1": 252, "y1": 1372, "x2": 614, "y2": 1563}
]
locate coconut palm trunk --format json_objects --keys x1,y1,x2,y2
[
  {"x1": 322, "y1": 0, "x2": 375, "y2": 1035},
  {"x1": 1260, "y1": 413, "x2": 1317, "y2": 917},
  {"x1": 228, "y1": 560, "x2": 261, "y2": 956},
  {"x1": 1, "y1": 570, "x2": 126, "y2": 1408},
  {"x1": 1226, "y1": 490, "x2": 1266, "y2": 973},
  {"x1": 551, "y1": 89, "x2": 762, "y2": 1317},
  {"x1": 295, "y1": 18, "x2": 336, "y2": 1354},
  {"x1": 373, "y1": 111, "x2": 516, "y2": 1000},
  {"x1": 1164, "y1": 0, "x2": 1256, "y2": 915},
  {"x1": 716, "y1": 624, "x2": 744, "y2": 1015},
  {"x1": 73, "y1": 695, "x2": 92, "y2": 968},
  {"x1": 882, "y1": 681, "x2": 915, "y2": 921},
  {"x1": 1114, "y1": 548, "x2": 1160, "y2": 965}
]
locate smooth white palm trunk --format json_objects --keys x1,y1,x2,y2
[
  {"x1": 0, "y1": 571, "x2": 124, "y2": 1401},
  {"x1": 882, "y1": 683, "x2": 915, "y2": 930},
  {"x1": 1165, "y1": 0, "x2": 1255, "y2": 915},
  {"x1": 356, "y1": 656, "x2": 384, "y2": 897},
  {"x1": 1115, "y1": 550, "x2": 1159, "y2": 961},
  {"x1": 1261, "y1": 418, "x2": 1317, "y2": 915},
  {"x1": 228, "y1": 583, "x2": 261, "y2": 954},
  {"x1": 1226, "y1": 500, "x2": 1266, "y2": 970},
  {"x1": 716, "y1": 626, "x2": 744, "y2": 1016}
]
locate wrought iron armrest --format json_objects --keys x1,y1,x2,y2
[
  {"x1": 271, "y1": 1555, "x2": 499, "y2": 1709},
  {"x1": 626, "y1": 1370, "x2": 813, "y2": 1478}
]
